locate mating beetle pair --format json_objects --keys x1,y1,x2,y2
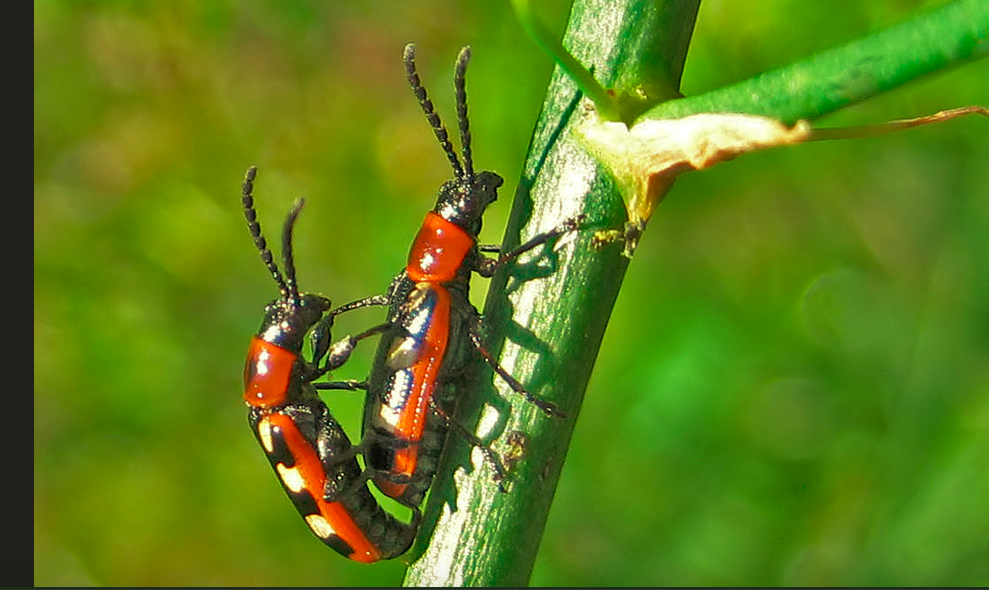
[{"x1": 241, "y1": 44, "x2": 584, "y2": 562}]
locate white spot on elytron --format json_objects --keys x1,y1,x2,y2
[
  {"x1": 305, "y1": 514, "x2": 336, "y2": 539},
  {"x1": 276, "y1": 463, "x2": 305, "y2": 493},
  {"x1": 378, "y1": 371, "x2": 412, "y2": 431},
  {"x1": 405, "y1": 299, "x2": 431, "y2": 337},
  {"x1": 384, "y1": 370, "x2": 413, "y2": 406},
  {"x1": 387, "y1": 336, "x2": 419, "y2": 370},
  {"x1": 378, "y1": 407, "x2": 402, "y2": 429},
  {"x1": 257, "y1": 420, "x2": 274, "y2": 453}
]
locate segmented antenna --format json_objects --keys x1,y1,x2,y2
[
  {"x1": 280, "y1": 199, "x2": 305, "y2": 307},
  {"x1": 404, "y1": 43, "x2": 465, "y2": 179},
  {"x1": 453, "y1": 46, "x2": 473, "y2": 179},
  {"x1": 242, "y1": 166, "x2": 289, "y2": 298}
]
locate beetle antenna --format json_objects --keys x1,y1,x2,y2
[
  {"x1": 453, "y1": 46, "x2": 473, "y2": 179},
  {"x1": 281, "y1": 198, "x2": 305, "y2": 308},
  {"x1": 242, "y1": 166, "x2": 289, "y2": 298},
  {"x1": 404, "y1": 43, "x2": 463, "y2": 177}
]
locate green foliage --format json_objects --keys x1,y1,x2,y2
[{"x1": 35, "y1": 0, "x2": 988, "y2": 586}]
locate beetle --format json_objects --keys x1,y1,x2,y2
[
  {"x1": 344, "y1": 45, "x2": 584, "y2": 509},
  {"x1": 241, "y1": 166, "x2": 418, "y2": 562}
]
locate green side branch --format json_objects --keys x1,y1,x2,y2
[
  {"x1": 509, "y1": 0, "x2": 621, "y2": 121},
  {"x1": 647, "y1": 0, "x2": 989, "y2": 124},
  {"x1": 403, "y1": 0, "x2": 986, "y2": 585}
]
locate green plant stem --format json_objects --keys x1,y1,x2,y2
[
  {"x1": 646, "y1": 0, "x2": 989, "y2": 124},
  {"x1": 403, "y1": 0, "x2": 700, "y2": 586}
]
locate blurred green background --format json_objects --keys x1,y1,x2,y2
[{"x1": 35, "y1": 0, "x2": 988, "y2": 586}]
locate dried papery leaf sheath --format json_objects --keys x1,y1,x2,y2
[
  {"x1": 576, "y1": 104, "x2": 986, "y2": 254},
  {"x1": 576, "y1": 105, "x2": 812, "y2": 234}
]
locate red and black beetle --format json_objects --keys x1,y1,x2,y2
[
  {"x1": 345, "y1": 45, "x2": 583, "y2": 509},
  {"x1": 241, "y1": 167, "x2": 417, "y2": 562}
]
